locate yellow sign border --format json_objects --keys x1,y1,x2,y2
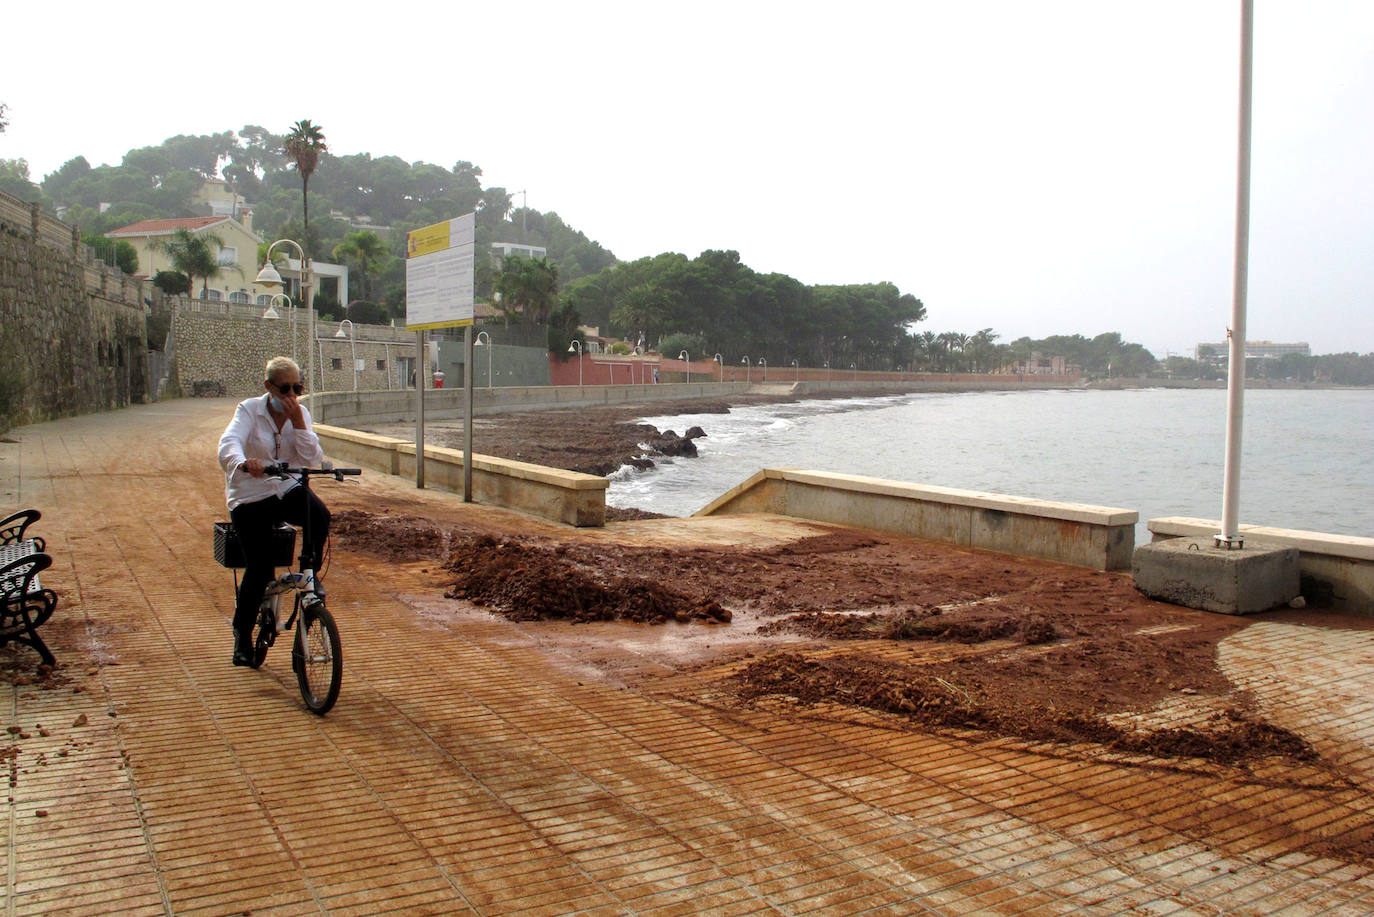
[{"x1": 404, "y1": 318, "x2": 474, "y2": 331}]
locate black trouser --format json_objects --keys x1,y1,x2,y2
[{"x1": 230, "y1": 486, "x2": 330, "y2": 637}]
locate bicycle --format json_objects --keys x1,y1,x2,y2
[{"x1": 215, "y1": 462, "x2": 360, "y2": 715}]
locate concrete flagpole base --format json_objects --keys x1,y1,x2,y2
[{"x1": 1133, "y1": 536, "x2": 1300, "y2": 615}]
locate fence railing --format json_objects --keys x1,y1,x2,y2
[{"x1": 0, "y1": 187, "x2": 79, "y2": 254}]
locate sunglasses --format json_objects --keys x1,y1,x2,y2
[{"x1": 271, "y1": 382, "x2": 305, "y2": 396}]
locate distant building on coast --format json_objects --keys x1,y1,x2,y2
[
  {"x1": 1008, "y1": 352, "x2": 1079, "y2": 376},
  {"x1": 1195, "y1": 340, "x2": 1310, "y2": 364}
]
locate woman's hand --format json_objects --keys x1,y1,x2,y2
[{"x1": 280, "y1": 390, "x2": 306, "y2": 428}]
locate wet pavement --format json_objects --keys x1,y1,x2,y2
[{"x1": 1, "y1": 398, "x2": 1373, "y2": 916}]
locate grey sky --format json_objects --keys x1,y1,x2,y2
[{"x1": 5, "y1": 1, "x2": 1372, "y2": 357}]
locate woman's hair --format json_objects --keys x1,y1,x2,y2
[{"x1": 265, "y1": 356, "x2": 301, "y2": 383}]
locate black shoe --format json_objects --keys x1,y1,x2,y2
[{"x1": 232, "y1": 628, "x2": 252, "y2": 667}]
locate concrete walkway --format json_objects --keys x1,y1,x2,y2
[{"x1": 1, "y1": 400, "x2": 1373, "y2": 916}]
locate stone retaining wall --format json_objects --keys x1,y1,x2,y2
[
  {"x1": 0, "y1": 191, "x2": 149, "y2": 430},
  {"x1": 169, "y1": 312, "x2": 416, "y2": 398}
]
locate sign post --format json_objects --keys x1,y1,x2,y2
[{"x1": 405, "y1": 212, "x2": 476, "y2": 496}]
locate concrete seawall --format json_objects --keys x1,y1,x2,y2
[
  {"x1": 306, "y1": 377, "x2": 1081, "y2": 426},
  {"x1": 699, "y1": 469, "x2": 1138, "y2": 571},
  {"x1": 314, "y1": 423, "x2": 608, "y2": 526}
]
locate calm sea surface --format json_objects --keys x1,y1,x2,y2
[{"x1": 608, "y1": 388, "x2": 1374, "y2": 541}]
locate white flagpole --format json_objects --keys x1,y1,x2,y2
[{"x1": 1217, "y1": 0, "x2": 1254, "y2": 550}]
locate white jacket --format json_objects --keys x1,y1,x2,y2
[{"x1": 217, "y1": 394, "x2": 325, "y2": 510}]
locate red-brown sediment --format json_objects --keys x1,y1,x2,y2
[{"x1": 332, "y1": 508, "x2": 1319, "y2": 769}]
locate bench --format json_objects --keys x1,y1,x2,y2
[{"x1": 0, "y1": 510, "x2": 58, "y2": 666}]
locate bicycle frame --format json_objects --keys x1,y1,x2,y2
[
  {"x1": 259, "y1": 463, "x2": 357, "y2": 654},
  {"x1": 235, "y1": 462, "x2": 359, "y2": 713}
]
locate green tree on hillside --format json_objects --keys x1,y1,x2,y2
[
  {"x1": 0, "y1": 159, "x2": 40, "y2": 201},
  {"x1": 332, "y1": 230, "x2": 392, "y2": 301}
]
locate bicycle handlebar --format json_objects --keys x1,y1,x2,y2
[{"x1": 264, "y1": 462, "x2": 362, "y2": 480}]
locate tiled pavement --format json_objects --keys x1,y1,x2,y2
[{"x1": 1, "y1": 400, "x2": 1373, "y2": 916}]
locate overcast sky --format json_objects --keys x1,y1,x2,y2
[{"x1": 5, "y1": 1, "x2": 1372, "y2": 357}]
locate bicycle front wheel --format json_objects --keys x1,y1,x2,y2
[{"x1": 294, "y1": 603, "x2": 342, "y2": 715}]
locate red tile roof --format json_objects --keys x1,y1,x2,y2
[{"x1": 105, "y1": 216, "x2": 228, "y2": 237}]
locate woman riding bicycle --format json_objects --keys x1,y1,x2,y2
[{"x1": 217, "y1": 356, "x2": 330, "y2": 667}]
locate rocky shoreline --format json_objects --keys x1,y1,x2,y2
[
  {"x1": 363, "y1": 393, "x2": 797, "y2": 480},
  {"x1": 363, "y1": 388, "x2": 933, "y2": 486}
]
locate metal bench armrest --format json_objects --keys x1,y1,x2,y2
[
  {"x1": 0, "y1": 552, "x2": 52, "y2": 601},
  {"x1": 0, "y1": 510, "x2": 41, "y2": 547}
]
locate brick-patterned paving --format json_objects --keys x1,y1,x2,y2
[{"x1": 1, "y1": 399, "x2": 1372, "y2": 916}]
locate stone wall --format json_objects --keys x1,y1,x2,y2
[
  {"x1": 169, "y1": 310, "x2": 416, "y2": 398},
  {"x1": 0, "y1": 191, "x2": 149, "y2": 430}
]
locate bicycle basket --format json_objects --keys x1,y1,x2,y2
[{"x1": 213, "y1": 522, "x2": 297, "y2": 569}]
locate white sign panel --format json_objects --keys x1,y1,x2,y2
[{"x1": 405, "y1": 211, "x2": 475, "y2": 330}]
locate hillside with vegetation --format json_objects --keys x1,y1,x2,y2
[
  {"x1": 9, "y1": 126, "x2": 614, "y2": 321},
  {"x1": 5, "y1": 121, "x2": 1369, "y2": 382}
]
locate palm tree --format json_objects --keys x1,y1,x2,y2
[
  {"x1": 157, "y1": 229, "x2": 224, "y2": 298},
  {"x1": 937, "y1": 332, "x2": 962, "y2": 372},
  {"x1": 610, "y1": 283, "x2": 674, "y2": 344},
  {"x1": 917, "y1": 331, "x2": 938, "y2": 370},
  {"x1": 283, "y1": 119, "x2": 327, "y2": 249},
  {"x1": 494, "y1": 256, "x2": 560, "y2": 333},
  {"x1": 332, "y1": 230, "x2": 392, "y2": 301},
  {"x1": 969, "y1": 327, "x2": 1001, "y2": 372}
]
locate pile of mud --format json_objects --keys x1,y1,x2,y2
[
  {"x1": 760, "y1": 607, "x2": 1060, "y2": 644},
  {"x1": 331, "y1": 510, "x2": 454, "y2": 563},
  {"x1": 443, "y1": 535, "x2": 731, "y2": 625},
  {"x1": 732, "y1": 651, "x2": 1316, "y2": 766}
]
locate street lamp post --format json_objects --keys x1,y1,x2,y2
[
  {"x1": 791, "y1": 358, "x2": 798, "y2": 382},
  {"x1": 851, "y1": 362, "x2": 857, "y2": 382},
  {"x1": 567, "y1": 339, "x2": 583, "y2": 390},
  {"x1": 824, "y1": 360, "x2": 831, "y2": 383},
  {"x1": 475, "y1": 331, "x2": 493, "y2": 388},
  {"x1": 678, "y1": 350, "x2": 689, "y2": 381},
  {"x1": 255, "y1": 239, "x2": 312, "y2": 389},
  {"x1": 759, "y1": 358, "x2": 767, "y2": 382},
  {"x1": 261, "y1": 293, "x2": 297, "y2": 363},
  {"x1": 741, "y1": 356, "x2": 751, "y2": 384},
  {"x1": 713, "y1": 353, "x2": 723, "y2": 382},
  {"x1": 334, "y1": 319, "x2": 357, "y2": 391}
]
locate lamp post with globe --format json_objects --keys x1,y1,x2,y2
[
  {"x1": 255, "y1": 239, "x2": 312, "y2": 388},
  {"x1": 567, "y1": 339, "x2": 583, "y2": 390},
  {"x1": 476, "y1": 330, "x2": 493, "y2": 388},
  {"x1": 334, "y1": 320, "x2": 357, "y2": 390},
  {"x1": 261, "y1": 293, "x2": 297, "y2": 363}
]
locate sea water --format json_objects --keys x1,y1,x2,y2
[{"x1": 608, "y1": 388, "x2": 1374, "y2": 542}]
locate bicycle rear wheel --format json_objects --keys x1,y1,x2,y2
[{"x1": 294, "y1": 602, "x2": 342, "y2": 715}]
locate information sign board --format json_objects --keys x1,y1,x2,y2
[{"x1": 405, "y1": 212, "x2": 475, "y2": 330}]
